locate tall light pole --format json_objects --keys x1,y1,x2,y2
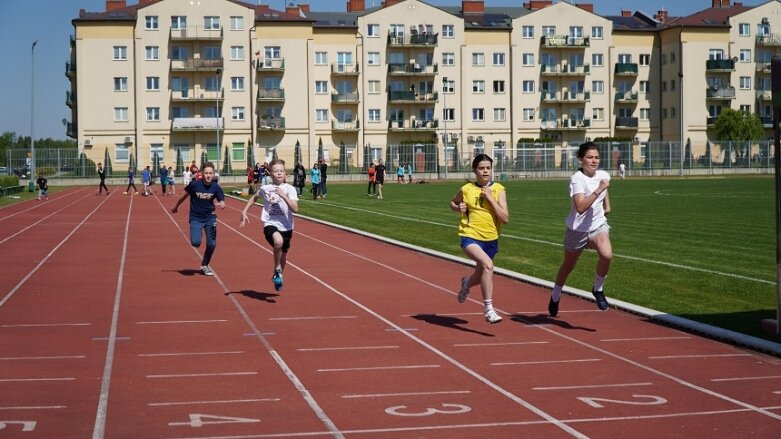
[
  {"x1": 442, "y1": 76, "x2": 448, "y2": 180},
  {"x1": 215, "y1": 67, "x2": 222, "y2": 163},
  {"x1": 30, "y1": 40, "x2": 37, "y2": 179}
]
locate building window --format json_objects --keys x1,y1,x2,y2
[
  {"x1": 570, "y1": 26, "x2": 583, "y2": 38},
  {"x1": 739, "y1": 104, "x2": 751, "y2": 113},
  {"x1": 231, "y1": 107, "x2": 245, "y2": 121},
  {"x1": 316, "y1": 109, "x2": 328, "y2": 122},
  {"x1": 113, "y1": 46, "x2": 127, "y2": 60},
  {"x1": 230, "y1": 16, "x2": 243, "y2": 31},
  {"x1": 442, "y1": 24, "x2": 454, "y2": 38},
  {"x1": 591, "y1": 80, "x2": 603, "y2": 93},
  {"x1": 443, "y1": 108, "x2": 454, "y2": 122},
  {"x1": 639, "y1": 54, "x2": 650, "y2": 66},
  {"x1": 493, "y1": 80, "x2": 505, "y2": 93},
  {"x1": 662, "y1": 108, "x2": 668, "y2": 119},
  {"x1": 472, "y1": 108, "x2": 484, "y2": 122},
  {"x1": 145, "y1": 16, "x2": 158, "y2": 30},
  {"x1": 368, "y1": 80, "x2": 380, "y2": 94},
  {"x1": 522, "y1": 80, "x2": 535, "y2": 93},
  {"x1": 739, "y1": 23, "x2": 750, "y2": 36},
  {"x1": 367, "y1": 52, "x2": 380, "y2": 65},
  {"x1": 592, "y1": 26, "x2": 603, "y2": 39},
  {"x1": 670, "y1": 107, "x2": 676, "y2": 118},
  {"x1": 204, "y1": 47, "x2": 221, "y2": 60},
  {"x1": 114, "y1": 77, "x2": 128, "y2": 92},
  {"x1": 493, "y1": 108, "x2": 506, "y2": 122},
  {"x1": 171, "y1": 46, "x2": 188, "y2": 60},
  {"x1": 143, "y1": 46, "x2": 158, "y2": 61},
  {"x1": 368, "y1": 109, "x2": 380, "y2": 122},
  {"x1": 146, "y1": 107, "x2": 160, "y2": 121},
  {"x1": 670, "y1": 52, "x2": 676, "y2": 63},
  {"x1": 204, "y1": 16, "x2": 220, "y2": 30},
  {"x1": 145, "y1": 77, "x2": 160, "y2": 91},
  {"x1": 315, "y1": 80, "x2": 328, "y2": 94},
  {"x1": 115, "y1": 144, "x2": 129, "y2": 162},
  {"x1": 205, "y1": 76, "x2": 220, "y2": 92},
  {"x1": 230, "y1": 46, "x2": 244, "y2": 60},
  {"x1": 522, "y1": 53, "x2": 534, "y2": 66},
  {"x1": 367, "y1": 23, "x2": 379, "y2": 37},
  {"x1": 661, "y1": 53, "x2": 667, "y2": 64},
  {"x1": 472, "y1": 80, "x2": 485, "y2": 93},
  {"x1": 640, "y1": 108, "x2": 650, "y2": 120},
  {"x1": 640, "y1": 80, "x2": 649, "y2": 93},
  {"x1": 592, "y1": 108, "x2": 604, "y2": 121},
  {"x1": 472, "y1": 53, "x2": 485, "y2": 67},
  {"x1": 670, "y1": 79, "x2": 675, "y2": 91},
  {"x1": 739, "y1": 49, "x2": 751, "y2": 62},
  {"x1": 740, "y1": 76, "x2": 751, "y2": 89},
  {"x1": 314, "y1": 52, "x2": 327, "y2": 65},
  {"x1": 662, "y1": 81, "x2": 667, "y2": 92},
  {"x1": 265, "y1": 46, "x2": 281, "y2": 59},
  {"x1": 758, "y1": 23, "x2": 770, "y2": 36},
  {"x1": 542, "y1": 25, "x2": 555, "y2": 36},
  {"x1": 442, "y1": 52, "x2": 455, "y2": 66},
  {"x1": 592, "y1": 53, "x2": 603, "y2": 67},
  {"x1": 523, "y1": 108, "x2": 535, "y2": 121},
  {"x1": 114, "y1": 107, "x2": 128, "y2": 122},
  {"x1": 171, "y1": 16, "x2": 186, "y2": 30},
  {"x1": 443, "y1": 79, "x2": 455, "y2": 93},
  {"x1": 492, "y1": 52, "x2": 505, "y2": 66},
  {"x1": 231, "y1": 77, "x2": 244, "y2": 91},
  {"x1": 232, "y1": 142, "x2": 245, "y2": 161}
]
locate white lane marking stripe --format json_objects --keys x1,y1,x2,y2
[
  {"x1": 297, "y1": 346, "x2": 399, "y2": 352},
  {"x1": 454, "y1": 342, "x2": 549, "y2": 347},
  {"x1": 342, "y1": 391, "x2": 471, "y2": 399},
  {"x1": 533, "y1": 382, "x2": 654, "y2": 391},
  {"x1": 492, "y1": 359, "x2": 601, "y2": 366},
  {"x1": 317, "y1": 365, "x2": 440, "y2": 373},
  {"x1": 711, "y1": 375, "x2": 781, "y2": 382},
  {"x1": 138, "y1": 351, "x2": 245, "y2": 357},
  {"x1": 136, "y1": 319, "x2": 228, "y2": 324},
  {"x1": 269, "y1": 316, "x2": 357, "y2": 321},
  {"x1": 148, "y1": 398, "x2": 280, "y2": 406},
  {"x1": 0, "y1": 190, "x2": 96, "y2": 245},
  {"x1": 0, "y1": 406, "x2": 66, "y2": 410},
  {"x1": 601, "y1": 336, "x2": 691, "y2": 342},
  {"x1": 649, "y1": 354, "x2": 753, "y2": 360},
  {"x1": 1, "y1": 323, "x2": 91, "y2": 328},
  {"x1": 147, "y1": 372, "x2": 258, "y2": 378},
  {"x1": 0, "y1": 378, "x2": 75, "y2": 382},
  {"x1": 0, "y1": 187, "x2": 87, "y2": 221},
  {"x1": 0, "y1": 355, "x2": 85, "y2": 361}
]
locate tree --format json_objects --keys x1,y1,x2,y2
[{"x1": 714, "y1": 108, "x2": 763, "y2": 166}]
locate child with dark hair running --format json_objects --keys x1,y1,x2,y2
[
  {"x1": 547, "y1": 141, "x2": 612, "y2": 317},
  {"x1": 124, "y1": 166, "x2": 139, "y2": 195},
  {"x1": 240, "y1": 159, "x2": 299, "y2": 291},
  {"x1": 97, "y1": 162, "x2": 109, "y2": 195},
  {"x1": 451, "y1": 154, "x2": 509, "y2": 324},
  {"x1": 171, "y1": 162, "x2": 225, "y2": 276}
]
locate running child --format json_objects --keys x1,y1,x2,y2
[
  {"x1": 450, "y1": 154, "x2": 509, "y2": 324},
  {"x1": 240, "y1": 159, "x2": 299, "y2": 292},
  {"x1": 36, "y1": 171, "x2": 48, "y2": 200},
  {"x1": 171, "y1": 162, "x2": 225, "y2": 276}
]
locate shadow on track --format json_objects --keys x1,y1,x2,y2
[
  {"x1": 511, "y1": 314, "x2": 596, "y2": 332},
  {"x1": 411, "y1": 313, "x2": 495, "y2": 337},
  {"x1": 227, "y1": 290, "x2": 278, "y2": 303}
]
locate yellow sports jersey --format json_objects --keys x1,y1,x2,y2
[{"x1": 458, "y1": 181, "x2": 505, "y2": 241}]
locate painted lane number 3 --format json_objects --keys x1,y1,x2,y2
[{"x1": 385, "y1": 403, "x2": 472, "y2": 417}]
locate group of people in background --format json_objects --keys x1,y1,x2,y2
[{"x1": 395, "y1": 164, "x2": 413, "y2": 184}]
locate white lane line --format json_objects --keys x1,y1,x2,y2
[
  {"x1": 385, "y1": 327, "x2": 418, "y2": 332},
  {"x1": 147, "y1": 372, "x2": 258, "y2": 379},
  {"x1": 454, "y1": 342, "x2": 549, "y2": 347},
  {"x1": 0, "y1": 187, "x2": 87, "y2": 221},
  {"x1": 297, "y1": 346, "x2": 399, "y2": 352},
  {"x1": 774, "y1": 391, "x2": 781, "y2": 394},
  {"x1": 533, "y1": 382, "x2": 653, "y2": 391},
  {"x1": 0, "y1": 192, "x2": 114, "y2": 309},
  {"x1": 0, "y1": 355, "x2": 85, "y2": 361},
  {"x1": 1, "y1": 323, "x2": 92, "y2": 328},
  {"x1": 492, "y1": 359, "x2": 601, "y2": 366},
  {"x1": 92, "y1": 193, "x2": 132, "y2": 439},
  {"x1": 135, "y1": 319, "x2": 229, "y2": 324},
  {"x1": 269, "y1": 316, "x2": 357, "y2": 321},
  {"x1": 148, "y1": 398, "x2": 280, "y2": 407},
  {"x1": 601, "y1": 336, "x2": 691, "y2": 342},
  {"x1": 0, "y1": 190, "x2": 97, "y2": 246},
  {"x1": 318, "y1": 365, "x2": 440, "y2": 373},
  {"x1": 0, "y1": 378, "x2": 75, "y2": 382},
  {"x1": 0, "y1": 406, "x2": 67, "y2": 410},
  {"x1": 711, "y1": 375, "x2": 781, "y2": 382},
  {"x1": 138, "y1": 351, "x2": 245, "y2": 357},
  {"x1": 649, "y1": 354, "x2": 753, "y2": 360},
  {"x1": 342, "y1": 391, "x2": 471, "y2": 399},
  {"x1": 157, "y1": 197, "x2": 345, "y2": 439}
]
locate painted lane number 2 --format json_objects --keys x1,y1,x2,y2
[
  {"x1": 0, "y1": 421, "x2": 36, "y2": 432},
  {"x1": 577, "y1": 394, "x2": 667, "y2": 408},
  {"x1": 385, "y1": 403, "x2": 472, "y2": 417}
]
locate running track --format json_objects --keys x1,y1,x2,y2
[{"x1": 1, "y1": 187, "x2": 780, "y2": 438}]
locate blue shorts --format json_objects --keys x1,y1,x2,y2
[{"x1": 460, "y1": 237, "x2": 499, "y2": 259}]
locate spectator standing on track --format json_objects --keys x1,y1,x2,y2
[
  {"x1": 167, "y1": 166, "x2": 176, "y2": 196},
  {"x1": 293, "y1": 162, "x2": 306, "y2": 196},
  {"x1": 547, "y1": 141, "x2": 612, "y2": 318},
  {"x1": 171, "y1": 162, "x2": 225, "y2": 276},
  {"x1": 36, "y1": 171, "x2": 48, "y2": 201},
  {"x1": 406, "y1": 164, "x2": 413, "y2": 184},
  {"x1": 159, "y1": 164, "x2": 169, "y2": 196},
  {"x1": 318, "y1": 159, "x2": 328, "y2": 198},
  {"x1": 310, "y1": 163, "x2": 321, "y2": 199},
  {"x1": 182, "y1": 167, "x2": 192, "y2": 187},
  {"x1": 124, "y1": 166, "x2": 139, "y2": 195},
  {"x1": 367, "y1": 162, "x2": 377, "y2": 197},
  {"x1": 451, "y1": 154, "x2": 509, "y2": 324},
  {"x1": 240, "y1": 159, "x2": 299, "y2": 292},
  {"x1": 375, "y1": 159, "x2": 386, "y2": 199},
  {"x1": 396, "y1": 164, "x2": 405, "y2": 183},
  {"x1": 142, "y1": 165, "x2": 152, "y2": 196},
  {"x1": 97, "y1": 162, "x2": 109, "y2": 195}
]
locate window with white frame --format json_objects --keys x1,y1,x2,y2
[
  {"x1": 640, "y1": 80, "x2": 649, "y2": 93},
  {"x1": 592, "y1": 53, "x2": 603, "y2": 66},
  {"x1": 640, "y1": 108, "x2": 650, "y2": 120},
  {"x1": 230, "y1": 16, "x2": 243, "y2": 31},
  {"x1": 115, "y1": 144, "x2": 129, "y2": 162},
  {"x1": 493, "y1": 80, "x2": 505, "y2": 93},
  {"x1": 522, "y1": 25, "x2": 534, "y2": 38},
  {"x1": 367, "y1": 23, "x2": 379, "y2": 37},
  {"x1": 316, "y1": 109, "x2": 328, "y2": 122},
  {"x1": 145, "y1": 16, "x2": 158, "y2": 30},
  {"x1": 739, "y1": 49, "x2": 751, "y2": 62},
  {"x1": 146, "y1": 107, "x2": 160, "y2": 121},
  {"x1": 174, "y1": 144, "x2": 191, "y2": 162},
  {"x1": 230, "y1": 46, "x2": 244, "y2": 60},
  {"x1": 315, "y1": 80, "x2": 328, "y2": 94},
  {"x1": 367, "y1": 80, "x2": 380, "y2": 93},
  {"x1": 442, "y1": 24, "x2": 454, "y2": 38},
  {"x1": 522, "y1": 53, "x2": 534, "y2": 66},
  {"x1": 114, "y1": 107, "x2": 128, "y2": 122},
  {"x1": 443, "y1": 79, "x2": 454, "y2": 93},
  {"x1": 570, "y1": 26, "x2": 583, "y2": 38},
  {"x1": 492, "y1": 52, "x2": 505, "y2": 66},
  {"x1": 542, "y1": 25, "x2": 555, "y2": 36},
  {"x1": 740, "y1": 76, "x2": 751, "y2": 89},
  {"x1": 231, "y1": 107, "x2": 245, "y2": 121},
  {"x1": 442, "y1": 52, "x2": 455, "y2": 65},
  {"x1": 523, "y1": 108, "x2": 535, "y2": 121},
  {"x1": 265, "y1": 46, "x2": 281, "y2": 59},
  {"x1": 205, "y1": 76, "x2": 220, "y2": 91},
  {"x1": 708, "y1": 49, "x2": 724, "y2": 60},
  {"x1": 591, "y1": 80, "x2": 603, "y2": 93},
  {"x1": 592, "y1": 26, "x2": 603, "y2": 39},
  {"x1": 472, "y1": 53, "x2": 484, "y2": 66},
  {"x1": 592, "y1": 108, "x2": 604, "y2": 121},
  {"x1": 739, "y1": 104, "x2": 751, "y2": 113},
  {"x1": 389, "y1": 24, "x2": 404, "y2": 36},
  {"x1": 113, "y1": 46, "x2": 127, "y2": 60},
  {"x1": 231, "y1": 77, "x2": 244, "y2": 91},
  {"x1": 314, "y1": 52, "x2": 327, "y2": 65},
  {"x1": 204, "y1": 16, "x2": 220, "y2": 30},
  {"x1": 114, "y1": 77, "x2": 128, "y2": 92},
  {"x1": 150, "y1": 144, "x2": 163, "y2": 161},
  {"x1": 232, "y1": 142, "x2": 245, "y2": 161},
  {"x1": 368, "y1": 109, "x2": 381, "y2": 122},
  {"x1": 639, "y1": 53, "x2": 650, "y2": 65},
  {"x1": 367, "y1": 52, "x2": 380, "y2": 65},
  {"x1": 493, "y1": 108, "x2": 506, "y2": 122},
  {"x1": 758, "y1": 23, "x2": 770, "y2": 36},
  {"x1": 171, "y1": 16, "x2": 186, "y2": 30},
  {"x1": 443, "y1": 108, "x2": 454, "y2": 121},
  {"x1": 472, "y1": 108, "x2": 484, "y2": 121},
  {"x1": 739, "y1": 23, "x2": 750, "y2": 36},
  {"x1": 472, "y1": 80, "x2": 485, "y2": 93},
  {"x1": 146, "y1": 77, "x2": 160, "y2": 91},
  {"x1": 522, "y1": 80, "x2": 535, "y2": 93}
]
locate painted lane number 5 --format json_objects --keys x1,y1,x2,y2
[
  {"x1": 577, "y1": 394, "x2": 667, "y2": 408},
  {"x1": 385, "y1": 403, "x2": 472, "y2": 417}
]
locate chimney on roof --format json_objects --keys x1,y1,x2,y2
[
  {"x1": 523, "y1": 1, "x2": 553, "y2": 11},
  {"x1": 576, "y1": 3, "x2": 594, "y2": 13},
  {"x1": 105, "y1": 0, "x2": 126, "y2": 11},
  {"x1": 382, "y1": 0, "x2": 403, "y2": 7},
  {"x1": 462, "y1": 1, "x2": 485, "y2": 14},
  {"x1": 346, "y1": 0, "x2": 365, "y2": 12},
  {"x1": 712, "y1": 0, "x2": 731, "y2": 7},
  {"x1": 621, "y1": 9, "x2": 632, "y2": 17},
  {"x1": 654, "y1": 9, "x2": 668, "y2": 23},
  {"x1": 286, "y1": 4, "x2": 301, "y2": 16},
  {"x1": 299, "y1": 3, "x2": 310, "y2": 13}
]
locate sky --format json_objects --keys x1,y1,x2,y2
[{"x1": 0, "y1": 0, "x2": 765, "y2": 141}]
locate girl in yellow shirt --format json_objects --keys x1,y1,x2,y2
[{"x1": 449, "y1": 154, "x2": 510, "y2": 324}]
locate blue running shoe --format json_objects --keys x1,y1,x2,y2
[
  {"x1": 272, "y1": 270, "x2": 283, "y2": 291},
  {"x1": 592, "y1": 287, "x2": 609, "y2": 311}
]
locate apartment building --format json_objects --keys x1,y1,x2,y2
[{"x1": 66, "y1": 0, "x2": 780, "y2": 171}]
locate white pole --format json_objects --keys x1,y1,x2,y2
[{"x1": 31, "y1": 40, "x2": 37, "y2": 179}]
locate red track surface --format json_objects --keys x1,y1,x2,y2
[{"x1": 1, "y1": 187, "x2": 780, "y2": 438}]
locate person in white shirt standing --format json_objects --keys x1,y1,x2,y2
[{"x1": 548, "y1": 142, "x2": 612, "y2": 317}]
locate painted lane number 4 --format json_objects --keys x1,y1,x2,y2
[
  {"x1": 577, "y1": 394, "x2": 668, "y2": 408},
  {"x1": 169, "y1": 414, "x2": 261, "y2": 428},
  {"x1": 385, "y1": 403, "x2": 472, "y2": 417}
]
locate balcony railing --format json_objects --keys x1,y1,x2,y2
[
  {"x1": 257, "y1": 116, "x2": 285, "y2": 130},
  {"x1": 66, "y1": 91, "x2": 75, "y2": 107},
  {"x1": 387, "y1": 63, "x2": 438, "y2": 75},
  {"x1": 614, "y1": 63, "x2": 639, "y2": 75},
  {"x1": 388, "y1": 90, "x2": 439, "y2": 103},
  {"x1": 760, "y1": 115, "x2": 773, "y2": 127},
  {"x1": 255, "y1": 58, "x2": 285, "y2": 71},
  {"x1": 387, "y1": 32, "x2": 438, "y2": 47},
  {"x1": 615, "y1": 117, "x2": 639, "y2": 128},
  {"x1": 65, "y1": 61, "x2": 75, "y2": 77},
  {"x1": 66, "y1": 122, "x2": 75, "y2": 138},
  {"x1": 540, "y1": 118, "x2": 591, "y2": 129},
  {"x1": 169, "y1": 26, "x2": 223, "y2": 40},
  {"x1": 614, "y1": 91, "x2": 639, "y2": 103},
  {"x1": 331, "y1": 91, "x2": 359, "y2": 103},
  {"x1": 756, "y1": 62, "x2": 772, "y2": 73},
  {"x1": 257, "y1": 88, "x2": 285, "y2": 101},
  {"x1": 331, "y1": 63, "x2": 359, "y2": 75},
  {"x1": 331, "y1": 119, "x2": 360, "y2": 131},
  {"x1": 171, "y1": 89, "x2": 224, "y2": 101},
  {"x1": 705, "y1": 59, "x2": 735, "y2": 71},
  {"x1": 172, "y1": 117, "x2": 223, "y2": 131},
  {"x1": 756, "y1": 34, "x2": 781, "y2": 46},
  {"x1": 706, "y1": 85, "x2": 736, "y2": 99},
  {"x1": 707, "y1": 116, "x2": 718, "y2": 126},
  {"x1": 542, "y1": 63, "x2": 590, "y2": 75},
  {"x1": 756, "y1": 89, "x2": 772, "y2": 100},
  {"x1": 562, "y1": 91, "x2": 591, "y2": 102},
  {"x1": 388, "y1": 119, "x2": 439, "y2": 130},
  {"x1": 171, "y1": 58, "x2": 224, "y2": 71},
  {"x1": 541, "y1": 35, "x2": 589, "y2": 48}
]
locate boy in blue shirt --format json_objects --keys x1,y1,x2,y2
[{"x1": 172, "y1": 162, "x2": 225, "y2": 276}]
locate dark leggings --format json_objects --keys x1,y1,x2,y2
[
  {"x1": 312, "y1": 183, "x2": 320, "y2": 199},
  {"x1": 99, "y1": 181, "x2": 109, "y2": 193},
  {"x1": 368, "y1": 181, "x2": 376, "y2": 194},
  {"x1": 126, "y1": 183, "x2": 138, "y2": 193}
]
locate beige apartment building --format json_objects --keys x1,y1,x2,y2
[{"x1": 65, "y1": 0, "x2": 781, "y2": 172}]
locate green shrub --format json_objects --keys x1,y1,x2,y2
[{"x1": 0, "y1": 175, "x2": 20, "y2": 187}]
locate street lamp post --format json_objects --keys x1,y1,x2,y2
[
  {"x1": 442, "y1": 76, "x2": 448, "y2": 180},
  {"x1": 215, "y1": 68, "x2": 222, "y2": 164},
  {"x1": 31, "y1": 40, "x2": 37, "y2": 180}
]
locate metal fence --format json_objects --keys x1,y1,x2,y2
[{"x1": 4, "y1": 140, "x2": 775, "y2": 180}]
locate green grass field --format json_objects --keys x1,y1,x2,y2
[{"x1": 254, "y1": 175, "x2": 777, "y2": 341}]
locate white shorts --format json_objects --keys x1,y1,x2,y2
[{"x1": 563, "y1": 223, "x2": 610, "y2": 252}]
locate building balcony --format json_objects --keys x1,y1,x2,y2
[
  {"x1": 757, "y1": 89, "x2": 772, "y2": 101},
  {"x1": 387, "y1": 63, "x2": 438, "y2": 76},
  {"x1": 255, "y1": 58, "x2": 285, "y2": 72},
  {"x1": 171, "y1": 117, "x2": 223, "y2": 131},
  {"x1": 171, "y1": 89, "x2": 223, "y2": 102},
  {"x1": 66, "y1": 121, "x2": 75, "y2": 138},
  {"x1": 257, "y1": 116, "x2": 285, "y2": 131},
  {"x1": 388, "y1": 118, "x2": 439, "y2": 131},
  {"x1": 331, "y1": 91, "x2": 359, "y2": 103},
  {"x1": 705, "y1": 59, "x2": 735, "y2": 72},
  {"x1": 387, "y1": 32, "x2": 438, "y2": 47},
  {"x1": 331, "y1": 63, "x2": 359, "y2": 75},
  {"x1": 387, "y1": 90, "x2": 438, "y2": 104},
  {"x1": 65, "y1": 61, "x2": 75, "y2": 78},
  {"x1": 707, "y1": 116, "x2": 718, "y2": 126},
  {"x1": 614, "y1": 63, "x2": 639, "y2": 76},
  {"x1": 540, "y1": 118, "x2": 591, "y2": 130},
  {"x1": 615, "y1": 116, "x2": 639, "y2": 129},
  {"x1": 171, "y1": 58, "x2": 224, "y2": 71},
  {"x1": 756, "y1": 34, "x2": 781, "y2": 46},
  {"x1": 615, "y1": 91, "x2": 639, "y2": 103},
  {"x1": 66, "y1": 91, "x2": 75, "y2": 108},
  {"x1": 169, "y1": 26, "x2": 223, "y2": 40},
  {"x1": 331, "y1": 119, "x2": 360, "y2": 131},
  {"x1": 706, "y1": 85, "x2": 736, "y2": 99},
  {"x1": 257, "y1": 88, "x2": 285, "y2": 101},
  {"x1": 761, "y1": 115, "x2": 773, "y2": 127},
  {"x1": 541, "y1": 91, "x2": 562, "y2": 102},
  {"x1": 540, "y1": 63, "x2": 590, "y2": 76},
  {"x1": 540, "y1": 35, "x2": 589, "y2": 48},
  {"x1": 562, "y1": 90, "x2": 591, "y2": 103},
  {"x1": 756, "y1": 61, "x2": 772, "y2": 73}
]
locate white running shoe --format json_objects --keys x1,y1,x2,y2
[
  {"x1": 201, "y1": 265, "x2": 214, "y2": 276},
  {"x1": 485, "y1": 309, "x2": 503, "y2": 324},
  {"x1": 457, "y1": 277, "x2": 470, "y2": 303}
]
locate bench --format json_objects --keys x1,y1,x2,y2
[{"x1": 0, "y1": 185, "x2": 25, "y2": 197}]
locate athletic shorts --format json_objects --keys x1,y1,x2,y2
[
  {"x1": 263, "y1": 225, "x2": 293, "y2": 253},
  {"x1": 563, "y1": 223, "x2": 610, "y2": 252},
  {"x1": 460, "y1": 236, "x2": 499, "y2": 259}
]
